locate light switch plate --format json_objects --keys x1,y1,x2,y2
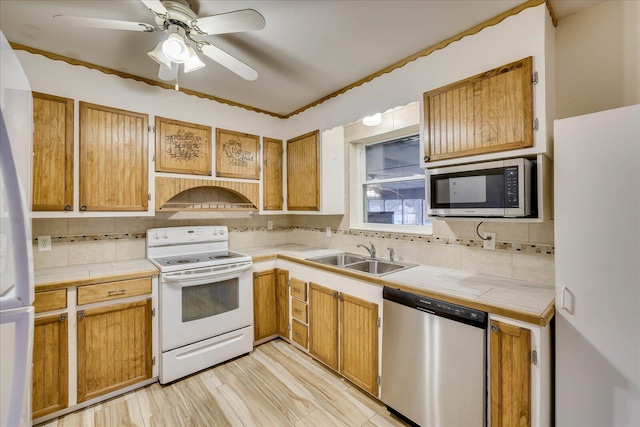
[
  {"x1": 326, "y1": 227, "x2": 332, "y2": 237},
  {"x1": 483, "y1": 233, "x2": 496, "y2": 250},
  {"x1": 267, "y1": 221, "x2": 273, "y2": 230},
  {"x1": 38, "y1": 235, "x2": 52, "y2": 252}
]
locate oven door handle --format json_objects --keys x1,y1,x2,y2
[{"x1": 162, "y1": 262, "x2": 253, "y2": 285}]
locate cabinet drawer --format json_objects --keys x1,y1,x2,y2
[
  {"x1": 34, "y1": 289, "x2": 67, "y2": 313},
  {"x1": 290, "y1": 278, "x2": 307, "y2": 302},
  {"x1": 292, "y1": 299, "x2": 308, "y2": 323},
  {"x1": 77, "y1": 277, "x2": 151, "y2": 305},
  {"x1": 292, "y1": 319, "x2": 308, "y2": 349}
]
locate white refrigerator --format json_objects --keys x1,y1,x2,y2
[
  {"x1": 0, "y1": 30, "x2": 34, "y2": 427},
  {"x1": 554, "y1": 104, "x2": 640, "y2": 426}
]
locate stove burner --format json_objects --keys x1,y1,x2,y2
[{"x1": 166, "y1": 258, "x2": 199, "y2": 265}]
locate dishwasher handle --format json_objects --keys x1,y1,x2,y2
[{"x1": 383, "y1": 286, "x2": 487, "y2": 329}]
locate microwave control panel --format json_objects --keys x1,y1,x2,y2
[{"x1": 505, "y1": 166, "x2": 520, "y2": 207}]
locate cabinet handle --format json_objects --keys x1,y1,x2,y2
[
  {"x1": 561, "y1": 286, "x2": 574, "y2": 314},
  {"x1": 294, "y1": 308, "x2": 302, "y2": 314},
  {"x1": 293, "y1": 288, "x2": 301, "y2": 293},
  {"x1": 107, "y1": 289, "x2": 126, "y2": 296},
  {"x1": 64, "y1": 205, "x2": 72, "y2": 211},
  {"x1": 491, "y1": 325, "x2": 499, "y2": 333},
  {"x1": 80, "y1": 205, "x2": 87, "y2": 211}
]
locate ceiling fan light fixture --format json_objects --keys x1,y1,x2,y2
[
  {"x1": 362, "y1": 113, "x2": 382, "y2": 126},
  {"x1": 162, "y1": 33, "x2": 190, "y2": 63},
  {"x1": 184, "y1": 46, "x2": 205, "y2": 73},
  {"x1": 147, "y1": 40, "x2": 172, "y2": 69}
]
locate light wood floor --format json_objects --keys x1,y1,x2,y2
[{"x1": 39, "y1": 339, "x2": 409, "y2": 427}]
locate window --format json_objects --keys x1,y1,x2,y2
[{"x1": 352, "y1": 133, "x2": 432, "y2": 233}]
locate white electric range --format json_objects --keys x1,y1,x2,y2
[{"x1": 146, "y1": 226, "x2": 253, "y2": 384}]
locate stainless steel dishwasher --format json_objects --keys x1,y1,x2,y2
[{"x1": 381, "y1": 287, "x2": 487, "y2": 427}]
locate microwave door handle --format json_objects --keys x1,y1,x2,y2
[{"x1": 163, "y1": 263, "x2": 252, "y2": 284}]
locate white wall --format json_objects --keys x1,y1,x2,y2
[{"x1": 556, "y1": 0, "x2": 640, "y2": 118}]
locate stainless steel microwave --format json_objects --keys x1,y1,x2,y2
[{"x1": 427, "y1": 158, "x2": 535, "y2": 218}]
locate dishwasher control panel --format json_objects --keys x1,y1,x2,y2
[{"x1": 383, "y1": 287, "x2": 487, "y2": 328}]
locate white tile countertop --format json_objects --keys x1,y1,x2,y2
[
  {"x1": 34, "y1": 259, "x2": 159, "y2": 291},
  {"x1": 243, "y1": 244, "x2": 555, "y2": 326}
]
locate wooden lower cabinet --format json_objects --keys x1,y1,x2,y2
[
  {"x1": 308, "y1": 282, "x2": 339, "y2": 370},
  {"x1": 339, "y1": 294, "x2": 379, "y2": 397},
  {"x1": 254, "y1": 268, "x2": 290, "y2": 341},
  {"x1": 76, "y1": 299, "x2": 152, "y2": 403},
  {"x1": 32, "y1": 313, "x2": 68, "y2": 419},
  {"x1": 490, "y1": 319, "x2": 532, "y2": 427},
  {"x1": 275, "y1": 269, "x2": 290, "y2": 338},
  {"x1": 254, "y1": 270, "x2": 278, "y2": 340}
]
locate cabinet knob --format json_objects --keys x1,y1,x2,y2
[
  {"x1": 491, "y1": 325, "x2": 499, "y2": 333},
  {"x1": 423, "y1": 155, "x2": 429, "y2": 162},
  {"x1": 64, "y1": 205, "x2": 72, "y2": 211},
  {"x1": 80, "y1": 205, "x2": 87, "y2": 211},
  {"x1": 77, "y1": 311, "x2": 85, "y2": 319}
]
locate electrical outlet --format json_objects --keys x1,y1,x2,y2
[
  {"x1": 267, "y1": 221, "x2": 274, "y2": 230},
  {"x1": 483, "y1": 233, "x2": 496, "y2": 250},
  {"x1": 326, "y1": 227, "x2": 332, "y2": 237},
  {"x1": 38, "y1": 235, "x2": 52, "y2": 252}
]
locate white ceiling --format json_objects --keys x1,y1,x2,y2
[{"x1": 0, "y1": 0, "x2": 604, "y2": 117}]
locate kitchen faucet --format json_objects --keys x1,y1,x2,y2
[
  {"x1": 388, "y1": 247, "x2": 395, "y2": 262},
  {"x1": 357, "y1": 242, "x2": 376, "y2": 259}
]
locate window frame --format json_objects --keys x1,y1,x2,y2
[{"x1": 348, "y1": 125, "x2": 433, "y2": 235}]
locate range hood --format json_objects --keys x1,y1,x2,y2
[{"x1": 155, "y1": 177, "x2": 259, "y2": 211}]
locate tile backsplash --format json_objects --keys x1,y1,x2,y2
[{"x1": 32, "y1": 216, "x2": 555, "y2": 285}]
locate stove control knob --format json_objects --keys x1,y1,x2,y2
[
  {"x1": 211, "y1": 229, "x2": 218, "y2": 236},
  {"x1": 152, "y1": 231, "x2": 159, "y2": 240},
  {"x1": 219, "y1": 229, "x2": 226, "y2": 236},
  {"x1": 162, "y1": 231, "x2": 168, "y2": 239}
]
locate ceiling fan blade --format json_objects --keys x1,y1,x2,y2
[
  {"x1": 158, "y1": 63, "x2": 179, "y2": 81},
  {"x1": 198, "y1": 43, "x2": 258, "y2": 81},
  {"x1": 192, "y1": 9, "x2": 266, "y2": 35},
  {"x1": 54, "y1": 15, "x2": 154, "y2": 32},
  {"x1": 140, "y1": 0, "x2": 168, "y2": 15}
]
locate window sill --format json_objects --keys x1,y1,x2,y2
[{"x1": 349, "y1": 223, "x2": 433, "y2": 236}]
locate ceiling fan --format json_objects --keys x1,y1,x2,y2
[{"x1": 53, "y1": 0, "x2": 265, "y2": 83}]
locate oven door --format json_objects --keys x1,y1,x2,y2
[{"x1": 159, "y1": 262, "x2": 253, "y2": 352}]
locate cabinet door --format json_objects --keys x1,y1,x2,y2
[
  {"x1": 339, "y1": 293, "x2": 379, "y2": 396},
  {"x1": 286, "y1": 130, "x2": 319, "y2": 211},
  {"x1": 32, "y1": 92, "x2": 74, "y2": 211},
  {"x1": 253, "y1": 269, "x2": 277, "y2": 340},
  {"x1": 79, "y1": 102, "x2": 148, "y2": 211},
  {"x1": 263, "y1": 137, "x2": 283, "y2": 210},
  {"x1": 424, "y1": 57, "x2": 533, "y2": 162},
  {"x1": 275, "y1": 269, "x2": 290, "y2": 338},
  {"x1": 490, "y1": 319, "x2": 531, "y2": 427},
  {"x1": 32, "y1": 313, "x2": 68, "y2": 419},
  {"x1": 77, "y1": 299, "x2": 152, "y2": 402},
  {"x1": 308, "y1": 282, "x2": 338, "y2": 370}
]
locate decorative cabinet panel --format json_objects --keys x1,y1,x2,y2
[
  {"x1": 287, "y1": 130, "x2": 320, "y2": 211},
  {"x1": 155, "y1": 116, "x2": 211, "y2": 176},
  {"x1": 216, "y1": 128, "x2": 260, "y2": 179},
  {"x1": 32, "y1": 92, "x2": 74, "y2": 211},
  {"x1": 32, "y1": 313, "x2": 68, "y2": 419},
  {"x1": 275, "y1": 269, "x2": 290, "y2": 338},
  {"x1": 263, "y1": 137, "x2": 283, "y2": 210},
  {"x1": 76, "y1": 299, "x2": 152, "y2": 403},
  {"x1": 490, "y1": 319, "x2": 532, "y2": 427},
  {"x1": 423, "y1": 57, "x2": 533, "y2": 162},
  {"x1": 253, "y1": 269, "x2": 278, "y2": 341},
  {"x1": 79, "y1": 102, "x2": 149, "y2": 211},
  {"x1": 339, "y1": 294, "x2": 378, "y2": 397},
  {"x1": 308, "y1": 282, "x2": 339, "y2": 370}
]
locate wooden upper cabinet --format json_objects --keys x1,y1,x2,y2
[
  {"x1": 32, "y1": 92, "x2": 74, "y2": 211},
  {"x1": 79, "y1": 102, "x2": 148, "y2": 211},
  {"x1": 263, "y1": 137, "x2": 283, "y2": 210},
  {"x1": 155, "y1": 116, "x2": 211, "y2": 176},
  {"x1": 490, "y1": 319, "x2": 532, "y2": 427},
  {"x1": 287, "y1": 130, "x2": 320, "y2": 211},
  {"x1": 423, "y1": 57, "x2": 534, "y2": 162}
]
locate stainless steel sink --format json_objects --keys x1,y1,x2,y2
[
  {"x1": 306, "y1": 253, "x2": 416, "y2": 277},
  {"x1": 306, "y1": 253, "x2": 365, "y2": 267}
]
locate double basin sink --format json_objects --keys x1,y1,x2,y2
[{"x1": 306, "y1": 252, "x2": 416, "y2": 277}]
